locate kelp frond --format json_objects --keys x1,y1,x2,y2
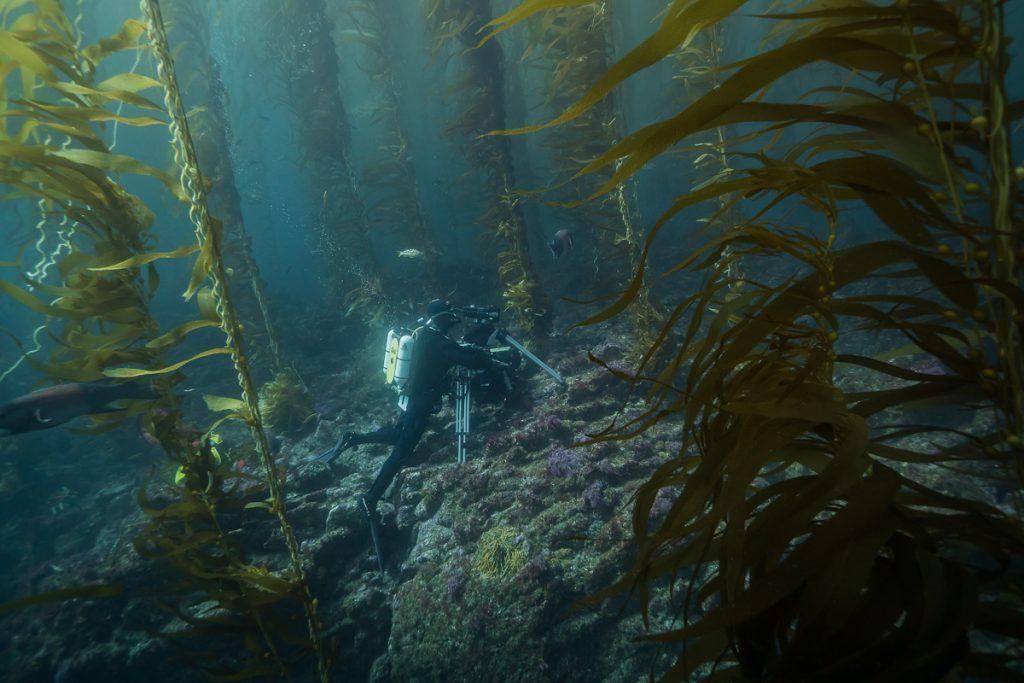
[{"x1": 495, "y1": 0, "x2": 1024, "y2": 679}]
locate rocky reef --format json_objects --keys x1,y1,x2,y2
[
  {"x1": 0, "y1": 314, "x2": 1013, "y2": 682},
  {"x1": 0, "y1": 320, "x2": 684, "y2": 681}
]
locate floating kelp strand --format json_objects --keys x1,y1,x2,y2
[{"x1": 138, "y1": 1, "x2": 328, "y2": 680}]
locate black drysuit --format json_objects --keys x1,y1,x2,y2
[{"x1": 359, "y1": 323, "x2": 494, "y2": 505}]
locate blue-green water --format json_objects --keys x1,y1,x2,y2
[{"x1": 1, "y1": 1, "x2": 1023, "y2": 681}]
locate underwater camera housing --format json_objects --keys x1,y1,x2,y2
[
  {"x1": 455, "y1": 305, "x2": 520, "y2": 405},
  {"x1": 457, "y1": 303, "x2": 565, "y2": 387},
  {"x1": 470, "y1": 344, "x2": 522, "y2": 406},
  {"x1": 457, "y1": 304, "x2": 501, "y2": 324}
]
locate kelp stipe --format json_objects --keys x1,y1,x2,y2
[
  {"x1": 342, "y1": 0, "x2": 443, "y2": 297},
  {"x1": 526, "y1": 3, "x2": 661, "y2": 349},
  {"x1": 138, "y1": 1, "x2": 329, "y2": 680},
  {"x1": 672, "y1": 21, "x2": 745, "y2": 306},
  {"x1": 164, "y1": 0, "x2": 285, "y2": 376},
  {"x1": 270, "y1": 0, "x2": 393, "y2": 326},
  {"x1": 489, "y1": 0, "x2": 1024, "y2": 679},
  {"x1": 427, "y1": 0, "x2": 551, "y2": 339}
]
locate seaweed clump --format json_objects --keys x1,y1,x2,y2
[
  {"x1": 258, "y1": 371, "x2": 315, "y2": 436},
  {"x1": 473, "y1": 525, "x2": 526, "y2": 580}
]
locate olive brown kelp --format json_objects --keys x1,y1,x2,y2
[
  {"x1": 2, "y1": 2, "x2": 327, "y2": 677},
  {"x1": 672, "y1": 21, "x2": 745, "y2": 305},
  {"x1": 164, "y1": 0, "x2": 285, "y2": 376},
  {"x1": 427, "y1": 0, "x2": 552, "y2": 338},
  {"x1": 340, "y1": 0, "x2": 442, "y2": 296},
  {"x1": 488, "y1": 0, "x2": 1023, "y2": 680},
  {"x1": 526, "y1": 3, "x2": 660, "y2": 348},
  {"x1": 270, "y1": 0, "x2": 392, "y2": 326},
  {"x1": 137, "y1": 1, "x2": 329, "y2": 679},
  {"x1": 0, "y1": 1, "x2": 173, "y2": 404},
  {"x1": 0, "y1": 0, "x2": 193, "y2": 620}
]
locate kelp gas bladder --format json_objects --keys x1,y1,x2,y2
[{"x1": 488, "y1": 0, "x2": 1023, "y2": 680}]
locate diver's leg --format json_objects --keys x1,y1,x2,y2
[
  {"x1": 363, "y1": 410, "x2": 430, "y2": 506},
  {"x1": 360, "y1": 410, "x2": 428, "y2": 573},
  {"x1": 310, "y1": 421, "x2": 402, "y2": 466},
  {"x1": 349, "y1": 423, "x2": 402, "y2": 447}
]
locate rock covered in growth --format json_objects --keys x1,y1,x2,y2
[{"x1": 0, "y1": 320, "x2": 686, "y2": 681}]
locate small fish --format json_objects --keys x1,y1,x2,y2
[
  {"x1": 0, "y1": 381, "x2": 156, "y2": 436},
  {"x1": 549, "y1": 229, "x2": 574, "y2": 259},
  {"x1": 322, "y1": 190, "x2": 328, "y2": 209},
  {"x1": 397, "y1": 249, "x2": 425, "y2": 259}
]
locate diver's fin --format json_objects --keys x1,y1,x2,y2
[
  {"x1": 88, "y1": 406, "x2": 126, "y2": 416},
  {"x1": 310, "y1": 437, "x2": 344, "y2": 467},
  {"x1": 309, "y1": 432, "x2": 358, "y2": 468},
  {"x1": 360, "y1": 497, "x2": 385, "y2": 574}
]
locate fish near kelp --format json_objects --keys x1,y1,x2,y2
[
  {"x1": 548, "y1": 229, "x2": 573, "y2": 259},
  {"x1": 0, "y1": 381, "x2": 157, "y2": 436}
]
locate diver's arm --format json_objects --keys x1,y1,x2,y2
[{"x1": 440, "y1": 338, "x2": 495, "y2": 370}]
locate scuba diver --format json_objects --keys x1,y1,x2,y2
[
  {"x1": 312, "y1": 299, "x2": 514, "y2": 571},
  {"x1": 312, "y1": 298, "x2": 565, "y2": 572}
]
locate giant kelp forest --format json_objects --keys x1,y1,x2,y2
[{"x1": 0, "y1": 0, "x2": 1022, "y2": 682}]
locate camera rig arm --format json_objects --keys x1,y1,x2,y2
[
  {"x1": 496, "y1": 330, "x2": 565, "y2": 386},
  {"x1": 455, "y1": 305, "x2": 566, "y2": 386}
]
